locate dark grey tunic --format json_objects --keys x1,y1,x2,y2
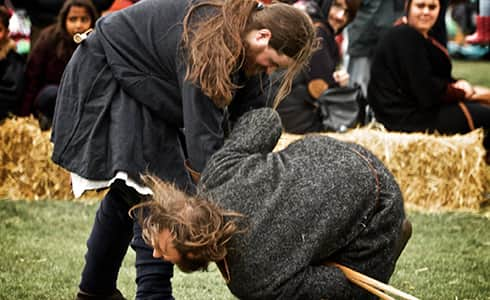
[
  {"x1": 199, "y1": 108, "x2": 405, "y2": 299},
  {"x1": 51, "y1": 0, "x2": 268, "y2": 190}
]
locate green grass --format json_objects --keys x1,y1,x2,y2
[
  {"x1": 452, "y1": 59, "x2": 490, "y2": 87},
  {"x1": 1, "y1": 199, "x2": 490, "y2": 299}
]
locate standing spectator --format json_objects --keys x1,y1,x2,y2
[
  {"x1": 0, "y1": 5, "x2": 24, "y2": 121},
  {"x1": 276, "y1": 0, "x2": 361, "y2": 134},
  {"x1": 368, "y1": 0, "x2": 490, "y2": 151},
  {"x1": 466, "y1": 0, "x2": 490, "y2": 44},
  {"x1": 20, "y1": 0, "x2": 99, "y2": 130},
  {"x1": 50, "y1": 0, "x2": 316, "y2": 299},
  {"x1": 346, "y1": 0, "x2": 404, "y2": 99}
]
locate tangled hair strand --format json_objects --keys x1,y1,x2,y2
[{"x1": 130, "y1": 176, "x2": 245, "y2": 272}]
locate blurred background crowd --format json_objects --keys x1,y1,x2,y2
[{"x1": 0, "y1": 0, "x2": 489, "y2": 157}]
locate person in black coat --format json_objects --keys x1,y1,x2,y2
[
  {"x1": 368, "y1": 0, "x2": 490, "y2": 151},
  {"x1": 50, "y1": 0, "x2": 317, "y2": 299},
  {"x1": 0, "y1": 5, "x2": 24, "y2": 121},
  {"x1": 134, "y1": 108, "x2": 409, "y2": 300},
  {"x1": 276, "y1": 0, "x2": 361, "y2": 134}
]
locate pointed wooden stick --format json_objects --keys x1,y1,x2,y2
[
  {"x1": 327, "y1": 262, "x2": 420, "y2": 300},
  {"x1": 348, "y1": 277, "x2": 396, "y2": 300}
]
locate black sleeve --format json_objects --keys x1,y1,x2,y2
[
  {"x1": 178, "y1": 62, "x2": 226, "y2": 173},
  {"x1": 308, "y1": 26, "x2": 338, "y2": 87},
  {"x1": 0, "y1": 52, "x2": 25, "y2": 118},
  {"x1": 227, "y1": 72, "x2": 269, "y2": 123}
]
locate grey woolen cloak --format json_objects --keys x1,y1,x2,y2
[{"x1": 199, "y1": 108, "x2": 405, "y2": 300}]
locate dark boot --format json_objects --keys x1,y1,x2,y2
[
  {"x1": 75, "y1": 289, "x2": 126, "y2": 300},
  {"x1": 466, "y1": 16, "x2": 490, "y2": 44}
]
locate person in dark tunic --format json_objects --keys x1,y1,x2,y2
[
  {"x1": 276, "y1": 0, "x2": 361, "y2": 134},
  {"x1": 20, "y1": 0, "x2": 99, "y2": 130},
  {"x1": 50, "y1": 0, "x2": 317, "y2": 299},
  {"x1": 134, "y1": 107, "x2": 409, "y2": 300},
  {"x1": 368, "y1": 0, "x2": 490, "y2": 151}
]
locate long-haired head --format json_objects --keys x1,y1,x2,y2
[
  {"x1": 183, "y1": 0, "x2": 317, "y2": 108},
  {"x1": 57, "y1": 0, "x2": 98, "y2": 37},
  {"x1": 130, "y1": 176, "x2": 245, "y2": 273}
]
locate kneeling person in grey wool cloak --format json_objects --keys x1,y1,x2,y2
[{"x1": 134, "y1": 108, "x2": 408, "y2": 300}]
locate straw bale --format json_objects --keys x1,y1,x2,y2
[
  {"x1": 1, "y1": 116, "x2": 488, "y2": 209},
  {"x1": 0, "y1": 116, "x2": 101, "y2": 201},
  {"x1": 275, "y1": 126, "x2": 489, "y2": 210}
]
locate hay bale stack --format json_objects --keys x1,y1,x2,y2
[
  {"x1": 276, "y1": 127, "x2": 489, "y2": 210},
  {"x1": 1, "y1": 117, "x2": 488, "y2": 209},
  {"x1": 0, "y1": 117, "x2": 73, "y2": 200}
]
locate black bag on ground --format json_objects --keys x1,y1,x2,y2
[{"x1": 318, "y1": 85, "x2": 366, "y2": 132}]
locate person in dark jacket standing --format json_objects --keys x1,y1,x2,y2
[
  {"x1": 368, "y1": 0, "x2": 490, "y2": 151},
  {"x1": 134, "y1": 108, "x2": 409, "y2": 300},
  {"x1": 276, "y1": 0, "x2": 361, "y2": 134},
  {"x1": 51, "y1": 0, "x2": 316, "y2": 299}
]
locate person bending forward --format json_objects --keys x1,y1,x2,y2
[{"x1": 136, "y1": 108, "x2": 409, "y2": 300}]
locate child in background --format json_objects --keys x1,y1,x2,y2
[
  {"x1": 0, "y1": 5, "x2": 24, "y2": 121},
  {"x1": 20, "y1": 0, "x2": 98, "y2": 130}
]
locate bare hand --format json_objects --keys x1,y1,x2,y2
[
  {"x1": 333, "y1": 70, "x2": 350, "y2": 87},
  {"x1": 453, "y1": 80, "x2": 475, "y2": 98}
]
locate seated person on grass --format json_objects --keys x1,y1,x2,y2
[
  {"x1": 132, "y1": 108, "x2": 411, "y2": 300},
  {"x1": 368, "y1": 0, "x2": 490, "y2": 154}
]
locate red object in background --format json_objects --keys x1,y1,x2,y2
[
  {"x1": 335, "y1": 34, "x2": 343, "y2": 57},
  {"x1": 261, "y1": 0, "x2": 273, "y2": 4},
  {"x1": 465, "y1": 16, "x2": 490, "y2": 45},
  {"x1": 105, "y1": 0, "x2": 136, "y2": 13}
]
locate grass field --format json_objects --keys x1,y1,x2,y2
[
  {"x1": 1, "y1": 200, "x2": 489, "y2": 300},
  {"x1": 1, "y1": 59, "x2": 489, "y2": 299}
]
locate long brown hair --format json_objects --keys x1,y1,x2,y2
[
  {"x1": 36, "y1": 0, "x2": 98, "y2": 61},
  {"x1": 182, "y1": 0, "x2": 317, "y2": 108},
  {"x1": 130, "y1": 175, "x2": 245, "y2": 273}
]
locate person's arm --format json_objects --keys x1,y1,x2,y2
[
  {"x1": 307, "y1": 25, "x2": 338, "y2": 99},
  {"x1": 0, "y1": 51, "x2": 25, "y2": 115},
  {"x1": 199, "y1": 108, "x2": 282, "y2": 191},
  {"x1": 227, "y1": 72, "x2": 269, "y2": 123},
  {"x1": 20, "y1": 32, "x2": 49, "y2": 116},
  {"x1": 178, "y1": 61, "x2": 226, "y2": 174}
]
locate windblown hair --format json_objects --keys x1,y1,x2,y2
[
  {"x1": 130, "y1": 176, "x2": 245, "y2": 273},
  {"x1": 182, "y1": 0, "x2": 317, "y2": 108},
  {"x1": 36, "y1": 0, "x2": 98, "y2": 61}
]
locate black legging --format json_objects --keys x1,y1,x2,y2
[{"x1": 80, "y1": 180, "x2": 174, "y2": 299}]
